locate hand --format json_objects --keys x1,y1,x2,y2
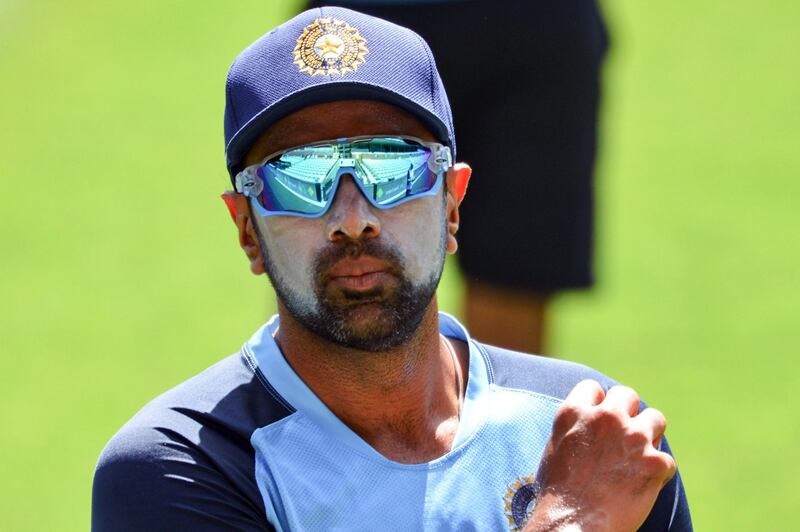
[{"x1": 525, "y1": 380, "x2": 676, "y2": 531}]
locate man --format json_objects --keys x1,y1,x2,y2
[{"x1": 93, "y1": 7, "x2": 691, "y2": 531}]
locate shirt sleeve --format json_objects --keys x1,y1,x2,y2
[{"x1": 92, "y1": 424, "x2": 274, "y2": 532}]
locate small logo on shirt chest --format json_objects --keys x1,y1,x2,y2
[{"x1": 503, "y1": 474, "x2": 539, "y2": 530}]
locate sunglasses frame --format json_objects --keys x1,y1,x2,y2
[{"x1": 234, "y1": 135, "x2": 452, "y2": 218}]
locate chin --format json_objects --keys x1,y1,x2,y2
[{"x1": 326, "y1": 304, "x2": 423, "y2": 352}]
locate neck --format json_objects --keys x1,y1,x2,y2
[{"x1": 274, "y1": 299, "x2": 465, "y2": 463}]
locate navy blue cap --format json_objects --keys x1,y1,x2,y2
[{"x1": 224, "y1": 6, "x2": 455, "y2": 181}]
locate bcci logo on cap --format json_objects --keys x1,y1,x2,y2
[{"x1": 293, "y1": 17, "x2": 368, "y2": 76}]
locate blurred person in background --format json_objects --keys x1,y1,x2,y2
[{"x1": 306, "y1": 0, "x2": 608, "y2": 354}]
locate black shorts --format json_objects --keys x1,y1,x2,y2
[{"x1": 306, "y1": 0, "x2": 608, "y2": 291}]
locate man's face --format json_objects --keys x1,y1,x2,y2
[{"x1": 242, "y1": 100, "x2": 449, "y2": 351}]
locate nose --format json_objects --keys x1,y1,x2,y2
[{"x1": 325, "y1": 174, "x2": 381, "y2": 242}]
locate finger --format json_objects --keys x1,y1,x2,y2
[
  {"x1": 650, "y1": 449, "x2": 678, "y2": 487},
  {"x1": 603, "y1": 385, "x2": 640, "y2": 416},
  {"x1": 661, "y1": 453, "x2": 678, "y2": 486},
  {"x1": 563, "y1": 379, "x2": 606, "y2": 408},
  {"x1": 632, "y1": 407, "x2": 668, "y2": 448}
]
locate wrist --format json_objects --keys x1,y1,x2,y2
[{"x1": 522, "y1": 492, "x2": 583, "y2": 532}]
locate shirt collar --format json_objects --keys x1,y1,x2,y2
[{"x1": 243, "y1": 312, "x2": 490, "y2": 461}]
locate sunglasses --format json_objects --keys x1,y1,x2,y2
[{"x1": 234, "y1": 136, "x2": 452, "y2": 218}]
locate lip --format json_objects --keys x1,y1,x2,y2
[
  {"x1": 326, "y1": 257, "x2": 392, "y2": 290},
  {"x1": 327, "y1": 256, "x2": 389, "y2": 278}
]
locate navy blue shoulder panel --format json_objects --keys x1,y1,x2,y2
[
  {"x1": 479, "y1": 342, "x2": 693, "y2": 531},
  {"x1": 479, "y1": 341, "x2": 620, "y2": 397},
  {"x1": 92, "y1": 352, "x2": 291, "y2": 531}
]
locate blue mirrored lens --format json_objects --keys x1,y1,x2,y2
[{"x1": 256, "y1": 138, "x2": 438, "y2": 215}]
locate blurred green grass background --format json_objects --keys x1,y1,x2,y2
[{"x1": 1, "y1": 0, "x2": 797, "y2": 529}]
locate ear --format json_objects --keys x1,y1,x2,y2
[
  {"x1": 444, "y1": 163, "x2": 472, "y2": 254},
  {"x1": 220, "y1": 191, "x2": 265, "y2": 275}
]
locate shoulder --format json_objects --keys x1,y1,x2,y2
[
  {"x1": 92, "y1": 353, "x2": 288, "y2": 531},
  {"x1": 476, "y1": 341, "x2": 619, "y2": 399}
]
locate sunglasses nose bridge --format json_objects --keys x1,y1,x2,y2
[
  {"x1": 331, "y1": 165, "x2": 374, "y2": 205},
  {"x1": 325, "y1": 173, "x2": 381, "y2": 242}
]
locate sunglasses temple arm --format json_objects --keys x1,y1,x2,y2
[{"x1": 234, "y1": 167, "x2": 264, "y2": 198}]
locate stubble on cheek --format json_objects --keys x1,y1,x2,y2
[{"x1": 254, "y1": 217, "x2": 321, "y2": 314}]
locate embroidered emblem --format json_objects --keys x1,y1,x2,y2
[
  {"x1": 503, "y1": 475, "x2": 539, "y2": 531},
  {"x1": 293, "y1": 17, "x2": 368, "y2": 76}
]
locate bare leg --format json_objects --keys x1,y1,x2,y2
[{"x1": 465, "y1": 280, "x2": 549, "y2": 355}]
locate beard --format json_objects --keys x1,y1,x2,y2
[{"x1": 258, "y1": 220, "x2": 447, "y2": 352}]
